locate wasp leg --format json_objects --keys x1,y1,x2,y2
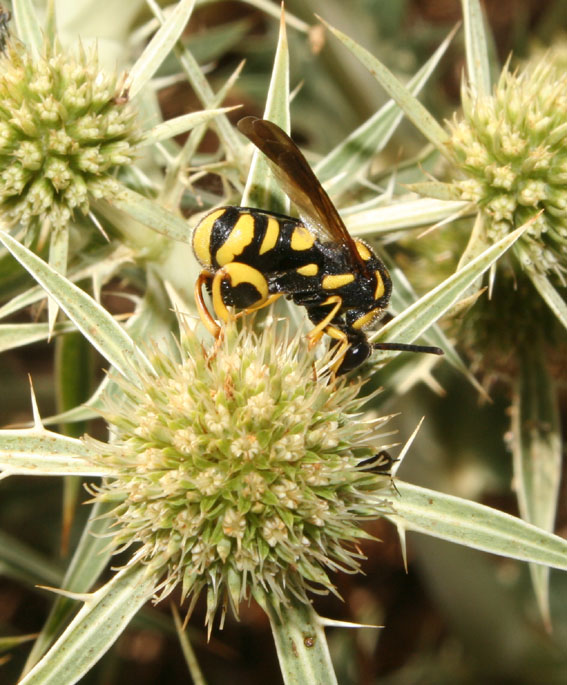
[
  {"x1": 325, "y1": 325, "x2": 350, "y2": 376},
  {"x1": 306, "y1": 296, "x2": 343, "y2": 349},
  {"x1": 211, "y1": 262, "x2": 270, "y2": 324},
  {"x1": 195, "y1": 271, "x2": 222, "y2": 338},
  {"x1": 235, "y1": 292, "x2": 283, "y2": 318}
]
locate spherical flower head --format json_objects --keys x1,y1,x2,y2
[
  {"x1": 447, "y1": 59, "x2": 567, "y2": 279},
  {"x1": 90, "y1": 322, "x2": 394, "y2": 629},
  {"x1": 0, "y1": 37, "x2": 140, "y2": 235}
]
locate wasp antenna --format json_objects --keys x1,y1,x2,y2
[{"x1": 372, "y1": 342, "x2": 444, "y2": 356}]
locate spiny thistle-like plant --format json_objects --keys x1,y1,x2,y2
[
  {"x1": 90, "y1": 321, "x2": 394, "y2": 630},
  {"x1": 447, "y1": 59, "x2": 567, "y2": 280},
  {"x1": 1, "y1": 3, "x2": 567, "y2": 684},
  {"x1": 0, "y1": 35, "x2": 140, "y2": 240}
]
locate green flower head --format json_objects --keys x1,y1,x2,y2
[
  {"x1": 448, "y1": 59, "x2": 567, "y2": 279},
  {"x1": 0, "y1": 36, "x2": 140, "y2": 236},
  {"x1": 91, "y1": 321, "x2": 394, "y2": 629}
]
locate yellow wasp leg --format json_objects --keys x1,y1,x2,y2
[
  {"x1": 211, "y1": 268, "x2": 235, "y2": 324},
  {"x1": 211, "y1": 262, "x2": 270, "y2": 323},
  {"x1": 306, "y1": 295, "x2": 343, "y2": 349},
  {"x1": 236, "y1": 292, "x2": 283, "y2": 317},
  {"x1": 195, "y1": 271, "x2": 222, "y2": 338},
  {"x1": 325, "y1": 324, "x2": 350, "y2": 376}
]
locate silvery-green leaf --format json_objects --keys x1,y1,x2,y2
[
  {"x1": 47, "y1": 224, "x2": 69, "y2": 334},
  {"x1": 371, "y1": 223, "x2": 528, "y2": 359},
  {"x1": 254, "y1": 588, "x2": 338, "y2": 685},
  {"x1": 511, "y1": 352, "x2": 562, "y2": 626},
  {"x1": 148, "y1": 4, "x2": 243, "y2": 164},
  {"x1": 0, "y1": 430, "x2": 110, "y2": 477},
  {"x1": 316, "y1": 25, "x2": 457, "y2": 193},
  {"x1": 240, "y1": 0, "x2": 309, "y2": 32},
  {"x1": 527, "y1": 269, "x2": 567, "y2": 333},
  {"x1": 172, "y1": 606, "x2": 206, "y2": 685},
  {"x1": 0, "y1": 321, "x2": 76, "y2": 353},
  {"x1": 41, "y1": 374, "x2": 114, "y2": 427},
  {"x1": 0, "y1": 245, "x2": 133, "y2": 321},
  {"x1": 389, "y1": 481, "x2": 567, "y2": 570},
  {"x1": 20, "y1": 564, "x2": 155, "y2": 685},
  {"x1": 0, "y1": 232, "x2": 152, "y2": 381},
  {"x1": 345, "y1": 198, "x2": 470, "y2": 235},
  {"x1": 23, "y1": 501, "x2": 117, "y2": 675},
  {"x1": 108, "y1": 185, "x2": 191, "y2": 243},
  {"x1": 41, "y1": 285, "x2": 178, "y2": 428},
  {"x1": 385, "y1": 260, "x2": 486, "y2": 397},
  {"x1": 241, "y1": 6, "x2": 290, "y2": 214},
  {"x1": 457, "y1": 211, "x2": 490, "y2": 269},
  {"x1": 319, "y1": 16, "x2": 450, "y2": 153},
  {"x1": 40, "y1": 402, "x2": 103, "y2": 428},
  {"x1": 126, "y1": 0, "x2": 196, "y2": 100},
  {"x1": 461, "y1": 0, "x2": 491, "y2": 96},
  {"x1": 141, "y1": 106, "x2": 239, "y2": 146},
  {"x1": 160, "y1": 60, "x2": 245, "y2": 207},
  {"x1": 12, "y1": 0, "x2": 42, "y2": 55},
  {"x1": 0, "y1": 283, "x2": 47, "y2": 321}
]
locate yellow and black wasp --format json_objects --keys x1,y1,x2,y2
[{"x1": 192, "y1": 116, "x2": 443, "y2": 375}]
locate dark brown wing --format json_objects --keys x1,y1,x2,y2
[{"x1": 237, "y1": 116, "x2": 367, "y2": 274}]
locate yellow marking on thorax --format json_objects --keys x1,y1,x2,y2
[
  {"x1": 296, "y1": 263, "x2": 318, "y2": 277},
  {"x1": 216, "y1": 213, "x2": 256, "y2": 266},
  {"x1": 374, "y1": 271, "x2": 385, "y2": 300},
  {"x1": 259, "y1": 216, "x2": 280, "y2": 255},
  {"x1": 192, "y1": 208, "x2": 226, "y2": 266},
  {"x1": 355, "y1": 240, "x2": 373, "y2": 261},
  {"x1": 322, "y1": 273, "x2": 355, "y2": 290},
  {"x1": 290, "y1": 225, "x2": 315, "y2": 251}
]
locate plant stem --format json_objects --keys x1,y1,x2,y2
[{"x1": 254, "y1": 588, "x2": 338, "y2": 685}]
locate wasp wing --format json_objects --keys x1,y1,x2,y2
[{"x1": 237, "y1": 116, "x2": 367, "y2": 274}]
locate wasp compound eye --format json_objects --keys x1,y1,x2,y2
[{"x1": 335, "y1": 341, "x2": 372, "y2": 375}]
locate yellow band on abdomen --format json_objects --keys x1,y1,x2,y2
[
  {"x1": 259, "y1": 216, "x2": 280, "y2": 255},
  {"x1": 216, "y1": 213, "x2": 256, "y2": 266},
  {"x1": 192, "y1": 208, "x2": 226, "y2": 266}
]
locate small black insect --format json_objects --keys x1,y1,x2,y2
[{"x1": 357, "y1": 450, "x2": 398, "y2": 475}]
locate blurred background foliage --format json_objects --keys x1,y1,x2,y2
[{"x1": 0, "y1": 0, "x2": 566, "y2": 683}]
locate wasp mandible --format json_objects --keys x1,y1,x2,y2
[{"x1": 192, "y1": 117, "x2": 443, "y2": 374}]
